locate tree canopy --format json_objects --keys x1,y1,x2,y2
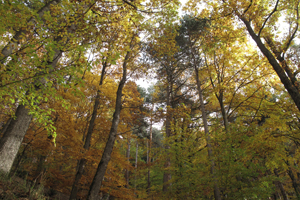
[{"x1": 0, "y1": 0, "x2": 300, "y2": 199}]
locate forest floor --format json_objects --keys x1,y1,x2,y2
[{"x1": 0, "y1": 173, "x2": 68, "y2": 200}]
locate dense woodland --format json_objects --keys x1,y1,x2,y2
[{"x1": 0, "y1": 0, "x2": 300, "y2": 199}]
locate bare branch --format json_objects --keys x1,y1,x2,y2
[
  {"x1": 283, "y1": 1, "x2": 299, "y2": 57},
  {"x1": 122, "y1": 0, "x2": 137, "y2": 10},
  {"x1": 252, "y1": 96, "x2": 264, "y2": 123},
  {"x1": 258, "y1": 0, "x2": 280, "y2": 37},
  {"x1": 229, "y1": 85, "x2": 264, "y2": 117},
  {"x1": 243, "y1": 0, "x2": 253, "y2": 15}
]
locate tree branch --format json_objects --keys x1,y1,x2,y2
[
  {"x1": 243, "y1": 0, "x2": 253, "y2": 15},
  {"x1": 282, "y1": 1, "x2": 299, "y2": 57},
  {"x1": 258, "y1": 0, "x2": 280, "y2": 37}
]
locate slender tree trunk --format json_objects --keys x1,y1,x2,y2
[
  {"x1": 146, "y1": 140, "x2": 149, "y2": 172},
  {"x1": 274, "y1": 168, "x2": 289, "y2": 200},
  {"x1": 218, "y1": 92, "x2": 229, "y2": 130},
  {"x1": 195, "y1": 66, "x2": 221, "y2": 200},
  {"x1": 69, "y1": 61, "x2": 107, "y2": 200},
  {"x1": 33, "y1": 155, "x2": 46, "y2": 184},
  {"x1": 87, "y1": 50, "x2": 130, "y2": 200},
  {"x1": 147, "y1": 115, "x2": 152, "y2": 194},
  {"x1": 286, "y1": 161, "x2": 300, "y2": 199},
  {"x1": 206, "y1": 53, "x2": 229, "y2": 131},
  {"x1": 272, "y1": 191, "x2": 280, "y2": 200},
  {"x1": 125, "y1": 137, "x2": 131, "y2": 188},
  {"x1": 187, "y1": 29, "x2": 221, "y2": 199},
  {"x1": 134, "y1": 140, "x2": 138, "y2": 194},
  {"x1": 163, "y1": 84, "x2": 172, "y2": 192}
]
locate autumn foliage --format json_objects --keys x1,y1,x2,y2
[{"x1": 0, "y1": 0, "x2": 300, "y2": 199}]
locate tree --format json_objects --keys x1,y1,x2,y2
[
  {"x1": 176, "y1": 15, "x2": 222, "y2": 200},
  {"x1": 87, "y1": 34, "x2": 140, "y2": 200},
  {"x1": 193, "y1": 0, "x2": 300, "y2": 112},
  {"x1": 0, "y1": 0, "x2": 95, "y2": 174},
  {"x1": 69, "y1": 15, "x2": 127, "y2": 199}
]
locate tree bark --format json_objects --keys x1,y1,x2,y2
[
  {"x1": 10, "y1": 142, "x2": 29, "y2": 177},
  {"x1": 0, "y1": 105, "x2": 32, "y2": 174},
  {"x1": 87, "y1": 51, "x2": 130, "y2": 200},
  {"x1": 69, "y1": 61, "x2": 107, "y2": 200}
]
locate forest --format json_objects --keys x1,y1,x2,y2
[{"x1": 0, "y1": 0, "x2": 299, "y2": 199}]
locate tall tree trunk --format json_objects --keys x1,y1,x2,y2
[
  {"x1": 33, "y1": 155, "x2": 47, "y2": 184},
  {"x1": 163, "y1": 84, "x2": 172, "y2": 192},
  {"x1": 125, "y1": 137, "x2": 131, "y2": 188},
  {"x1": 69, "y1": 61, "x2": 108, "y2": 200},
  {"x1": 239, "y1": 16, "x2": 300, "y2": 112},
  {"x1": 186, "y1": 28, "x2": 221, "y2": 199},
  {"x1": 147, "y1": 115, "x2": 153, "y2": 194},
  {"x1": 217, "y1": 92, "x2": 229, "y2": 130},
  {"x1": 274, "y1": 168, "x2": 289, "y2": 200},
  {"x1": 87, "y1": 51, "x2": 130, "y2": 200},
  {"x1": 0, "y1": 45, "x2": 62, "y2": 174},
  {"x1": 0, "y1": 105, "x2": 32, "y2": 174},
  {"x1": 195, "y1": 66, "x2": 221, "y2": 200},
  {"x1": 274, "y1": 169, "x2": 289, "y2": 200},
  {"x1": 134, "y1": 140, "x2": 138, "y2": 194},
  {"x1": 272, "y1": 191, "x2": 280, "y2": 200},
  {"x1": 286, "y1": 161, "x2": 300, "y2": 199}
]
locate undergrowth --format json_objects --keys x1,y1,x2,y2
[{"x1": 0, "y1": 171, "x2": 46, "y2": 200}]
